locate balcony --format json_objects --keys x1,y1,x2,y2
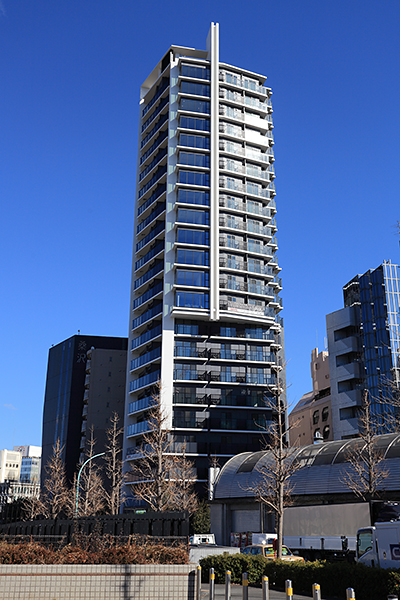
[
  {"x1": 219, "y1": 196, "x2": 273, "y2": 220},
  {"x1": 127, "y1": 420, "x2": 151, "y2": 436},
  {"x1": 220, "y1": 258, "x2": 274, "y2": 277},
  {"x1": 140, "y1": 112, "x2": 168, "y2": 150},
  {"x1": 128, "y1": 396, "x2": 154, "y2": 415},
  {"x1": 141, "y1": 96, "x2": 169, "y2": 135},
  {"x1": 134, "y1": 261, "x2": 164, "y2": 291},
  {"x1": 130, "y1": 347, "x2": 161, "y2": 372},
  {"x1": 133, "y1": 281, "x2": 163, "y2": 310},
  {"x1": 142, "y1": 77, "x2": 169, "y2": 119},
  {"x1": 218, "y1": 216, "x2": 272, "y2": 238},
  {"x1": 219, "y1": 123, "x2": 244, "y2": 139},
  {"x1": 131, "y1": 324, "x2": 162, "y2": 350},
  {"x1": 137, "y1": 202, "x2": 166, "y2": 235},
  {"x1": 219, "y1": 71, "x2": 272, "y2": 100},
  {"x1": 136, "y1": 222, "x2": 165, "y2": 254},
  {"x1": 173, "y1": 393, "x2": 208, "y2": 405},
  {"x1": 140, "y1": 129, "x2": 168, "y2": 167},
  {"x1": 173, "y1": 418, "x2": 208, "y2": 429},
  {"x1": 219, "y1": 300, "x2": 275, "y2": 319},
  {"x1": 132, "y1": 302, "x2": 162, "y2": 330},
  {"x1": 173, "y1": 369, "x2": 208, "y2": 381},
  {"x1": 135, "y1": 241, "x2": 164, "y2": 272},
  {"x1": 129, "y1": 370, "x2": 160, "y2": 392},
  {"x1": 219, "y1": 160, "x2": 273, "y2": 183},
  {"x1": 139, "y1": 148, "x2": 168, "y2": 184},
  {"x1": 174, "y1": 347, "x2": 208, "y2": 358},
  {"x1": 219, "y1": 89, "x2": 271, "y2": 113}
]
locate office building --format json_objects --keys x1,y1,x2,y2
[
  {"x1": 42, "y1": 335, "x2": 128, "y2": 486},
  {"x1": 327, "y1": 261, "x2": 400, "y2": 439},
  {"x1": 289, "y1": 348, "x2": 333, "y2": 446},
  {"x1": 124, "y1": 23, "x2": 285, "y2": 503},
  {"x1": 0, "y1": 450, "x2": 21, "y2": 483},
  {"x1": 13, "y1": 445, "x2": 42, "y2": 484}
]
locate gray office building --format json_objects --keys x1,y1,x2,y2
[{"x1": 327, "y1": 261, "x2": 400, "y2": 439}]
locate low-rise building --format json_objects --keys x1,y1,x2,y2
[
  {"x1": 13, "y1": 445, "x2": 42, "y2": 483},
  {"x1": 0, "y1": 449, "x2": 21, "y2": 483},
  {"x1": 289, "y1": 348, "x2": 333, "y2": 446}
]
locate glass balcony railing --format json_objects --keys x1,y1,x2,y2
[
  {"x1": 132, "y1": 302, "x2": 162, "y2": 330},
  {"x1": 173, "y1": 418, "x2": 207, "y2": 429},
  {"x1": 129, "y1": 370, "x2": 160, "y2": 392},
  {"x1": 135, "y1": 241, "x2": 164, "y2": 272},
  {"x1": 140, "y1": 129, "x2": 168, "y2": 166},
  {"x1": 136, "y1": 221, "x2": 165, "y2": 253},
  {"x1": 138, "y1": 167, "x2": 167, "y2": 200},
  {"x1": 133, "y1": 281, "x2": 163, "y2": 310},
  {"x1": 174, "y1": 369, "x2": 208, "y2": 381},
  {"x1": 174, "y1": 347, "x2": 207, "y2": 358},
  {"x1": 131, "y1": 325, "x2": 162, "y2": 350},
  {"x1": 128, "y1": 396, "x2": 154, "y2": 415},
  {"x1": 219, "y1": 71, "x2": 272, "y2": 99},
  {"x1": 141, "y1": 112, "x2": 168, "y2": 149},
  {"x1": 130, "y1": 347, "x2": 161, "y2": 371},
  {"x1": 139, "y1": 147, "x2": 168, "y2": 183},
  {"x1": 133, "y1": 261, "x2": 163, "y2": 291},
  {"x1": 137, "y1": 203, "x2": 166, "y2": 235},
  {"x1": 127, "y1": 420, "x2": 151, "y2": 436},
  {"x1": 142, "y1": 95, "x2": 169, "y2": 134},
  {"x1": 142, "y1": 77, "x2": 169, "y2": 118},
  {"x1": 219, "y1": 300, "x2": 275, "y2": 319}
]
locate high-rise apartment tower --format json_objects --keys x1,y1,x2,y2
[{"x1": 124, "y1": 24, "x2": 285, "y2": 502}]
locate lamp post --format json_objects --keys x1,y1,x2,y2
[{"x1": 75, "y1": 452, "x2": 105, "y2": 518}]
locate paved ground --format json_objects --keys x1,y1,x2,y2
[{"x1": 199, "y1": 583, "x2": 322, "y2": 600}]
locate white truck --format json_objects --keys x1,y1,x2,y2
[
  {"x1": 357, "y1": 521, "x2": 400, "y2": 569},
  {"x1": 189, "y1": 533, "x2": 240, "y2": 564}
]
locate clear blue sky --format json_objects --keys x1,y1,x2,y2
[{"x1": 1, "y1": 0, "x2": 399, "y2": 450}]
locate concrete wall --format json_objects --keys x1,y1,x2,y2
[{"x1": 0, "y1": 564, "x2": 196, "y2": 600}]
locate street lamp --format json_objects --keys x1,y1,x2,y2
[{"x1": 75, "y1": 452, "x2": 105, "y2": 518}]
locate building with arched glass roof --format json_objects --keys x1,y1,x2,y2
[{"x1": 211, "y1": 434, "x2": 400, "y2": 546}]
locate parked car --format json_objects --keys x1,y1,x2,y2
[{"x1": 241, "y1": 544, "x2": 304, "y2": 562}]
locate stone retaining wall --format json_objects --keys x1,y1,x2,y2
[{"x1": 0, "y1": 564, "x2": 196, "y2": 600}]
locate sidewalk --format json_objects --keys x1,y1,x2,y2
[{"x1": 199, "y1": 583, "x2": 316, "y2": 600}]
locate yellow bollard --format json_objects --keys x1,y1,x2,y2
[
  {"x1": 346, "y1": 588, "x2": 355, "y2": 600},
  {"x1": 209, "y1": 567, "x2": 215, "y2": 600},
  {"x1": 262, "y1": 576, "x2": 269, "y2": 600},
  {"x1": 196, "y1": 565, "x2": 201, "y2": 600},
  {"x1": 225, "y1": 570, "x2": 231, "y2": 600},
  {"x1": 312, "y1": 583, "x2": 321, "y2": 600},
  {"x1": 286, "y1": 579, "x2": 293, "y2": 600},
  {"x1": 242, "y1": 572, "x2": 248, "y2": 600}
]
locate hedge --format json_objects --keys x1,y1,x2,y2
[
  {"x1": 199, "y1": 553, "x2": 400, "y2": 600},
  {"x1": 0, "y1": 540, "x2": 188, "y2": 565}
]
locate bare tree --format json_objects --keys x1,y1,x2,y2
[
  {"x1": 69, "y1": 428, "x2": 106, "y2": 517},
  {"x1": 104, "y1": 412, "x2": 125, "y2": 515},
  {"x1": 42, "y1": 439, "x2": 69, "y2": 519},
  {"x1": 130, "y1": 388, "x2": 198, "y2": 513},
  {"x1": 21, "y1": 485, "x2": 43, "y2": 521},
  {"x1": 248, "y1": 372, "x2": 301, "y2": 559},
  {"x1": 342, "y1": 389, "x2": 389, "y2": 524},
  {"x1": 169, "y1": 443, "x2": 198, "y2": 516},
  {"x1": 130, "y1": 390, "x2": 177, "y2": 512}
]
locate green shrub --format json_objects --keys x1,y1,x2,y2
[{"x1": 199, "y1": 553, "x2": 398, "y2": 600}]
